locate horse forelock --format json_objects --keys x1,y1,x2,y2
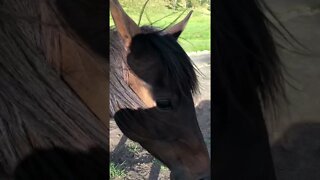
[
  {"x1": 110, "y1": 25, "x2": 198, "y2": 115},
  {"x1": 136, "y1": 26, "x2": 199, "y2": 95}
]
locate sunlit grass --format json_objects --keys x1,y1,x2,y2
[
  {"x1": 126, "y1": 141, "x2": 142, "y2": 154},
  {"x1": 110, "y1": 162, "x2": 126, "y2": 179},
  {"x1": 110, "y1": 0, "x2": 210, "y2": 52}
]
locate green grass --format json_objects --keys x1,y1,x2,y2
[
  {"x1": 110, "y1": 0, "x2": 210, "y2": 52},
  {"x1": 126, "y1": 141, "x2": 141, "y2": 154},
  {"x1": 110, "y1": 162, "x2": 126, "y2": 179}
]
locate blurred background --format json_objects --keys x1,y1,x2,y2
[
  {"x1": 109, "y1": 0, "x2": 210, "y2": 52},
  {"x1": 264, "y1": 1, "x2": 320, "y2": 180}
]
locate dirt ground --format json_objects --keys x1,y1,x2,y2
[{"x1": 109, "y1": 54, "x2": 211, "y2": 180}]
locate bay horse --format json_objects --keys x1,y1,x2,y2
[
  {"x1": 0, "y1": 0, "x2": 209, "y2": 179},
  {"x1": 0, "y1": 0, "x2": 108, "y2": 179},
  {"x1": 110, "y1": 0, "x2": 210, "y2": 179}
]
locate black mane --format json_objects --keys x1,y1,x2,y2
[
  {"x1": 212, "y1": 0, "x2": 292, "y2": 179},
  {"x1": 0, "y1": 0, "x2": 108, "y2": 178},
  {"x1": 130, "y1": 30, "x2": 199, "y2": 94},
  {"x1": 109, "y1": 26, "x2": 198, "y2": 116},
  {"x1": 109, "y1": 29, "x2": 145, "y2": 116}
]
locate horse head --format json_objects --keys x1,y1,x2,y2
[{"x1": 110, "y1": 0, "x2": 210, "y2": 179}]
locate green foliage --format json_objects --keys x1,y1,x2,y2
[
  {"x1": 110, "y1": 162, "x2": 126, "y2": 179},
  {"x1": 126, "y1": 141, "x2": 141, "y2": 154},
  {"x1": 110, "y1": 0, "x2": 210, "y2": 52}
]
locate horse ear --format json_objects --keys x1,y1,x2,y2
[
  {"x1": 110, "y1": 0, "x2": 141, "y2": 48},
  {"x1": 164, "y1": 11, "x2": 193, "y2": 39}
]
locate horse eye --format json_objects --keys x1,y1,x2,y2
[{"x1": 156, "y1": 99, "x2": 172, "y2": 110}]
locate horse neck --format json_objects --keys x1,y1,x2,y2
[
  {"x1": 54, "y1": 34, "x2": 108, "y2": 123},
  {"x1": 1, "y1": 0, "x2": 108, "y2": 122},
  {"x1": 37, "y1": 4, "x2": 109, "y2": 123}
]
